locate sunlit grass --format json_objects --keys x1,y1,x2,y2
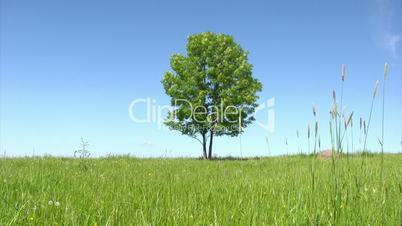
[{"x1": 1, "y1": 154, "x2": 401, "y2": 225}]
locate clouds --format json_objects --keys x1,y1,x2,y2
[{"x1": 373, "y1": 0, "x2": 401, "y2": 56}]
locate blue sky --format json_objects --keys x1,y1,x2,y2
[{"x1": 1, "y1": 0, "x2": 401, "y2": 157}]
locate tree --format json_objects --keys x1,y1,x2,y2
[{"x1": 161, "y1": 32, "x2": 262, "y2": 159}]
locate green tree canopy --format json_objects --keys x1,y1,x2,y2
[{"x1": 162, "y1": 32, "x2": 262, "y2": 159}]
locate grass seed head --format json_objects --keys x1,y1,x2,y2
[
  {"x1": 342, "y1": 64, "x2": 346, "y2": 82},
  {"x1": 319, "y1": 136, "x2": 321, "y2": 149},
  {"x1": 373, "y1": 80, "x2": 379, "y2": 97},
  {"x1": 346, "y1": 112, "x2": 354, "y2": 128},
  {"x1": 364, "y1": 120, "x2": 367, "y2": 135},
  {"x1": 331, "y1": 103, "x2": 337, "y2": 118},
  {"x1": 312, "y1": 104, "x2": 317, "y2": 118},
  {"x1": 332, "y1": 90, "x2": 336, "y2": 103},
  {"x1": 307, "y1": 123, "x2": 310, "y2": 139},
  {"x1": 384, "y1": 62, "x2": 388, "y2": 80}
]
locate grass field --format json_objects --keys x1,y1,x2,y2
[{"x1": 1, "y1": 154, "x2": 401, "y2": 225}]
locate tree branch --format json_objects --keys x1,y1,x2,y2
[{"x1": 191, "y1": 135, "x2": 203, "y2": 145}]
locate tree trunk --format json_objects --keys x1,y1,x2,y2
[
  {"x1": 208, "y1": 130, "x2": 214, "y2": 159},
  {"x1": 202, "y1": 133, "x2": 207, "y2": 159}
]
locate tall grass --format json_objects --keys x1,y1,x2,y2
[
  {"x1": 340, "y1": 112, "x2": 353, "y2": 150},
  {"x1": 332, "y1": 90, "x2": 341, "y2": 153},
  {"x1": 363, "y1": 80, "x2": 379, "y2": 151},
  {"x1": 320, "y1": 64, "x2": 394, "y2": 224},
  {"x1": 339, "y1": 64, "x2": 346, "y2": 152},
  {"x1": 1, "y1": 156, "x2": 401, "y2": 225},
  {"x1": 381, "y1": 63, "x2": 388, "y2": 172},
  {"x1": 359, "y1": 117, "x2": 363, "y2": 150},
  {"x1": 380, "y1": 63, "x2": 388, "y2": 225},
  {"x1": 350, "y1": 114, "x2": 354, "y2": 153},
  {"x1": 312, "y1": 104, "x2": 318, "y2": 155},
  {"x1": 307, "y1": 123, "x2": 311, "y2": 154}
]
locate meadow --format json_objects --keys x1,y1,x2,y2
[{"x1": 1, "y1": 154, "x2": 401, "y2": 225}]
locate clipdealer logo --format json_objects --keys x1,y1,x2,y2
[{"x1": 128, "y1": 97, "x2": 275, "y2": 133}]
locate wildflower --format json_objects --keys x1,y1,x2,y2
[
  {"x1": 29, "y1": 216, "x2": 34, "y2": 221},
  {"x1": 48, "y1": 200, "x2": 53, "y2": 206},
  {"x1": 55, "y1": 201, "x2": 60, "y2": 207}
]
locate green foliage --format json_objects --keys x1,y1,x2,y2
[
  {"x1": 1, "y1": 155, "x2": 401, "y2": 225},
  {"x1": 161, "y1": 32, "x2": 262, "y2": 158}
]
